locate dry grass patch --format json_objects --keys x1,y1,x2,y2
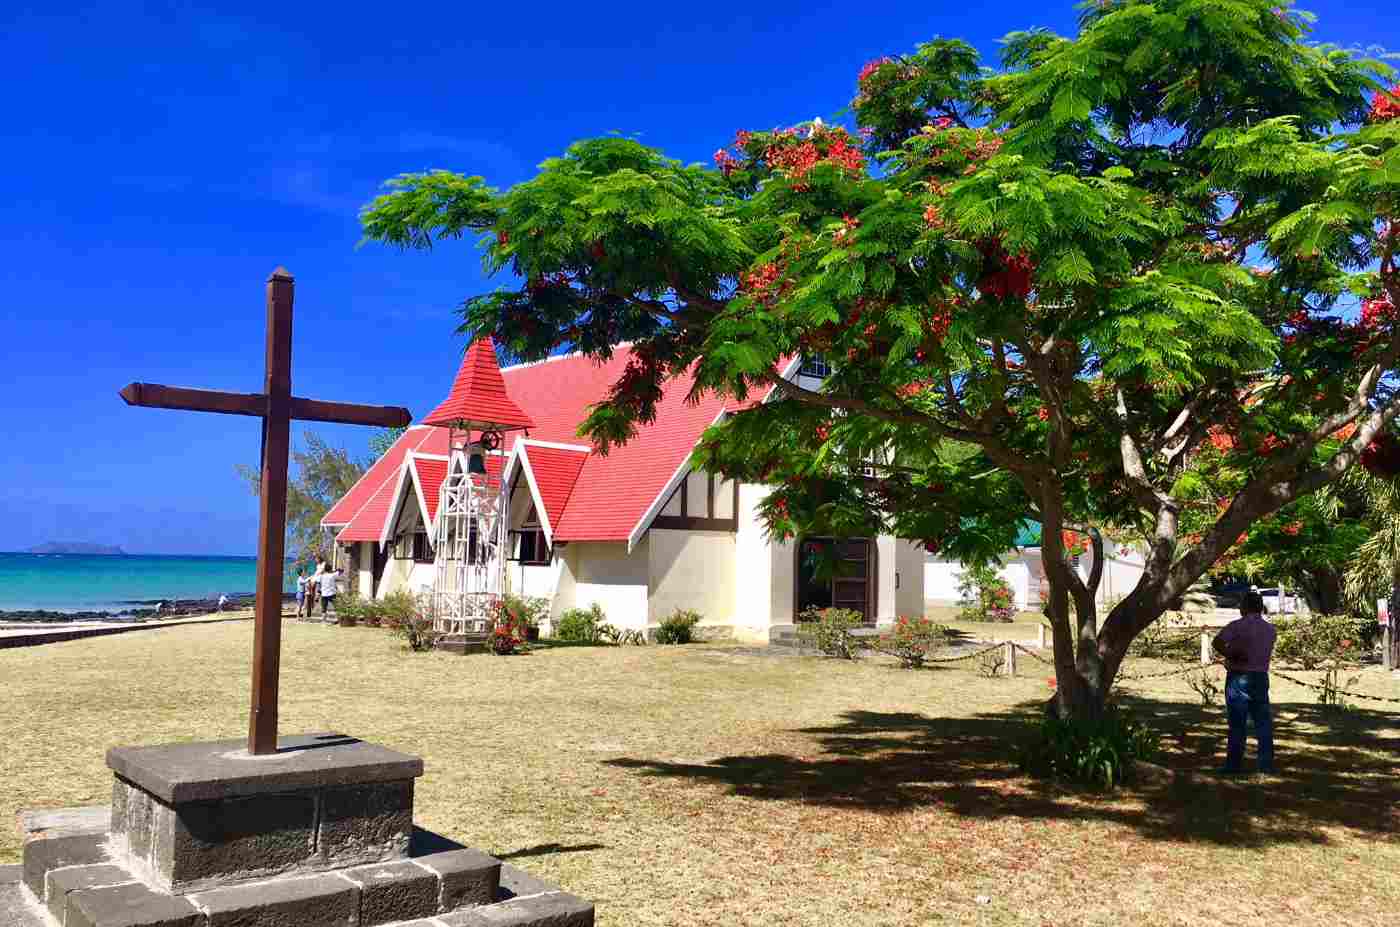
[{"x1": 4, "y1": 621, "x2": 1400, "y2": 926}]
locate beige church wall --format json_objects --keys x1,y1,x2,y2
[
  {"x1": 894, "y1": 539, "x2": 926, "y2": 619},
  {"x1": 647, "y1": 529, "x2": 736, "y2": 635},
  {"x1": 357, "y1": 542, "x2": 374, "y2": 599},
  {"x1": 566, "y1": 539, "x2": 650, "y2": 630},
  {"x1": 549, "y1": 544, "x2": 581, "y2": 621},
  {"x1": 769, "y1": 531, "x2": 796, "y2": 626},
  {"x1": 731, "y1": 482, "x2": 780, "y2": 639}
]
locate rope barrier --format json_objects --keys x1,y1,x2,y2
[
  {"x1": 1270, "y1": 669, "x2": 1400, "y2": 705},
  {"x1": 923, "y1": 642, "x2": 1007, "y2": 664},
  {"x1": 1010, "y1": 642, "x2": 1053, "y2": 665}
]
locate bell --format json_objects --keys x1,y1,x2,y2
[{"x1": 468, "y1": 451, "x2": 487, "y2": 475}]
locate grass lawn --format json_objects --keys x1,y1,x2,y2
[{"x1": 5, "y1": 621, "x2": 1400, "y2": 926}]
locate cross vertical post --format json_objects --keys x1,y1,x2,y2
[{"x1": 249, "y1": 268, "x2": 295, "y2": 755}]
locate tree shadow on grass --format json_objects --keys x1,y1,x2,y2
[{"x1": 604, "y1": 698, "x2": 1400, "y2": 848}]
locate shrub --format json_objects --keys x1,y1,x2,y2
[
  {"x1": 555, "y1": 603, "x2": 607, "y2": 643},
  {"x1": 1128, "y1": 622, "x2": 1200, "y2": 661},
  {"x1": 394, "y1": 606, "x2": 444, "y2": 652},
  {"x1": 654, "y1": 608, "x2": 703, "y2": 645},
  {"x1": 333, "y1": 593, "x2": 372, "y2": 626},
  {"x1": 1273, "y1": 614, "x2": 1379, "y2": 670},
  {"x1": 977, "y1": 648, "x2": 1007, "y2": 678},
  {"x1": 499, "y1": 594, "x2": 549, "y2": 629},
  {"x1": 489, "y1": 596, "x2": 535, "y2": 655},
  {"x1": 1018, "y1": 710, "x2": 1161, "y2": 789},
  {"x1": 958, "y1": 563, "x2": 1017, "y2": 622},
  {"x1": 599, "y1": 624, "x2": 647, "y2": 646},
  {"x1": 1185, "y1": 666, "x2": 1221, "y2": 706},
  {"x1": 376, "y1": 590, "x2": 419, "y2": 631},
  {"x1": 870, "y1": 616, "x2": 948, "y2": 668},
  {"x1": 797, "y1": 607, "x2": 865, "y2": 659}
]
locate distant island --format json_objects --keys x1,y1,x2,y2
[{"x1": 26, "y1": 542, "x2": 127, "y2": 556}]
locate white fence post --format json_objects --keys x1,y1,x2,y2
[
  {"x1": 1200, "y1": 631, "x2": 1211, "y2": 666},
  {"x1": 1038, "y1": 624, "x2": 1046, "y2": 649},
  {"x1": 1005, "y1": 641, "x2": 1017, "y2": 677}
]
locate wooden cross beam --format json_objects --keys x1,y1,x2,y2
[{"x1": 120, "y1": 268, "x2": 412, "y2": 755}]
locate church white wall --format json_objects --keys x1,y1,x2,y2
[
  {"x1": 564, "y1": 539, "x2": 650, "y2": 630},
  {"x1": 895, "y1": 539, "x2": 926, "y2": 618},
  {"x1": 357, "y1": 542, "x2": 374, "y2": 599},
  {"x1": 875, "y1": 536, "x2": 898, "y2": 624},
  {"x1": 733, "y1": 483, "x2": 777, "y2": 639},
  {"x1": 647, "y1": 528, "x2": 736, "y2": 631}
]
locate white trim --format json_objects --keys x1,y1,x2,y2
[
  {"x1": 377, "y1": 463, "x2": 417, "y2": 552},
  {"x1": 499, "y1": 343, "x2": 634, "y2": 373},
  {"x1": 405, "y1": 453, "x2": 450, "y2": 536},
  {"x1": 512, "y1": 445, "x2": 556, "y2": 545},
  {"x1": 625, "y1": 407, "x2": 728, "y2": 553},
  {"x1": 515, "y1": 438, "x2": 591, "y2": 454},
  {"x1": 760, "y1": 355, "x2": 803, "y2": 404}
]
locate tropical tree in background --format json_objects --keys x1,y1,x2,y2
[
  {"x1": 360, "y1": 0, "x2": 1399, "y2": 720},
  {"x1": 237, "y1": 431, "x2": 365, "y2": 565}
]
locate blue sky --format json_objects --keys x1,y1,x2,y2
[{"x1": 0, "y1": 1, "x2": 1393, "y2": 555}]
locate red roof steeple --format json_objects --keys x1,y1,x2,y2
[{"x1": 423, "y1": 337, "x2": 535, "y2": 431}]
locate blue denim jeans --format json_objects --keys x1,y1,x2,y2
[{"x1": 1225, "y1": 671, "x2": 1274, "y2": 772}]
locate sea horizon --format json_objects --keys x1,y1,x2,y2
[{"x1": 0, "y1": 551, "x2": 295, "y2": 613}]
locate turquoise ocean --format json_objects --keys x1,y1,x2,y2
[{"x1": 0, "y1": 552, "x2": 293, "y2": 613}]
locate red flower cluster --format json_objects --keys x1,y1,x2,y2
[
  {"x1": 713, "y1": 148, "x2": 740, "y2": 175},
  {"x1": 742, "y1": 261, "x2": 791, "y2": 306},
  {"x1": 1372, "y1": 86, "x2": 1400, "y2": 122},
  {"x1": 1362, "y1": 295, "x2": 1398, "y2": 330},
  {"x1": 978, "y1": 240, "x2": 1036, "y2": 300},
  {"x1": 1208, "y1": 426, "x2": 1235, "y2": 453},
  {"x1": 923, "y1": 203, "x2": 943, "y2": 230},
  {"x1": 1281, "y1": 522, "x2": 1302, "y2": 536},
  {"x1": 832, "y1": 214, "x2": 860, "y2": 244},
  {"x1": 1257, "y1": 434, "x2": 1285, "y2": 455},
  {"x1": 858, "y1": 57, "x2": 893, "y2": 84}
]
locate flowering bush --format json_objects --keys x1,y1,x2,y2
[
  {"x1": 394, "y1": 607, "x2": 444, "y2": 653},
  {"x1": 871, "y1": 616, "x2": 949, "y2": 667},
  {"x1": 490, "y1": 598, "x2": 532, "y2": 655},
  {"x1": 958, "y1": 562, "x2": 1017, "y2": 622}
]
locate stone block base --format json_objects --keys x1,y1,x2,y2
[
  {"x1": 5, "y1": 815, "x2": 592, "y2": 927},
  {"x1": 107, "y1": 734, "x2": 421, "y2": 893}
]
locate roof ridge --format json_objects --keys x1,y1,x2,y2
[{"x1": 500, "y1": 342, "x2": 634, "y2": 373}]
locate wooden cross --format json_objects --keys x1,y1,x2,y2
[{"x1": 119, "y1": 268, "x2": 411, "y2": 755}]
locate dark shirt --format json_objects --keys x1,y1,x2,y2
[{"x1": 1213, "y1": 613, "x2": 1277, "y2": 673}]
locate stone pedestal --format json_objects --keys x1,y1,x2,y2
[
  {"x1": 107, "y1": 734, "x2": 419, "y2": 893},
  {"x1": 3, "y1": 734, "x2": 594, "y2": 927}
]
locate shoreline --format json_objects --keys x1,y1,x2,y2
[{"x1": 0, "y1": 592, "x2": 292, "y2": 624}]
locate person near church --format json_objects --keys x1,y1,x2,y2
[
  {"x1": 308, "y1": 560, "x2": 322, "y2": 615},
  {"x1": 1211, "y1": 590, "x2": 1277, "y2": 775},
  {"x1": 318, "y1": 560, "x2": 340, "y2": 617},
  {"x1": 294, "y1": 567, "x2": 307, "y2": 617}
]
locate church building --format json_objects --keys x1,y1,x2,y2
[{"x1": 322, "y1": 341, "x2": 926, "y2": 642}]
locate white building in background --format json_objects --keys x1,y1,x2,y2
[
  {"x1": 925, "y1": 540, "x2": 1148, "y2": 611},
  {"x1": 322, "y1": 346, "x2": 925, "y2": 643}
]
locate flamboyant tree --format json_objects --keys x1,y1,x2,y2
[{"x1": 361, "y1": 0, "x2": 1400, "y2": 719}]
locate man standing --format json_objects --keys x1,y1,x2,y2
[
  {"x1": 1211, "y1": 591, "x2": 1277, "y2": 774},
  {"x1": 319, "y1": 560, "x2": 341, "y2": 619}
]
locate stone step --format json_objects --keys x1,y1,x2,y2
[
  {"x1": 436, "y1": 634, "x2": 490, "y2": 656},
  {"x1": 7, "y1": 828, "x2": 595, "y2": 927}
]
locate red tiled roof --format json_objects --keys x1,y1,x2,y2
[
  {"x1": 410, "y1": 455, "x2": 449, "y2": 527},
  {"x1": 336, "y1": 472, "x2": 404, "y2": 543},
  {"x1": 329, "y1": 346, "x2": 793, "y2": 548},
  {"x1": 322, "y1": 426, "x2": 437, "y2": 527},
  {"x1": 423, "y1": 337, "x2": 535, "y2": 431},
  {"x1": 516, "y1": 442, "x2": 589, "y2": 539}
]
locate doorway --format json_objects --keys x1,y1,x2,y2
[{"x1": 795, "y1": 538, "x2": 875, "y2": 622}]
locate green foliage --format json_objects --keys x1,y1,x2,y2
[
  {"x1": 362, "y1": 0, "x2": 1400, "y2": 713},
  {"x1": 958, "y1": 563, "x2": 1017, "y2": 622},
  {"x1": 333, "y1": 590, "x2": 418, "y2": 632},
  {"x1": 1018, "y1": 711, "x2": 1161, "y2": 789},
  {"x1": 1127, "y1": 623, "x2": 1200, "y2": 661},
  {"x1": 499, "y1": 594, "x2": 549, "y2": 628},
  {"x1": 870, "y1": 616, "x2": 949, "y2": 667},
  {"x1": 654, "y1": 608, "x2": 702, "y2": 645},
  {"x1": 797, "y1": 607, "x2": 866, "y2": 659},
  {"x1": 599, "y1": 624, "x2": 647, "y2": 646},
  {"x1": 368, "y1": 426, "x2": 407, "y2": 458},
  {"x1": 555, "y1": 604, "x2": 608, "y2": 643},
  {"x1": 237, "y1": 431, "x2": 366, "y2": 565},
  {"x1": 1273, "y1": 614, "x2": 1378, "y2": 669},
  {"x1": 395, "y1": 610, "x2": 444, "y2": 653}
]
